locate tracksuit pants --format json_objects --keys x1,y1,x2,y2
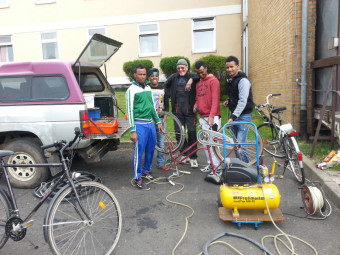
[{"x1": 133, "y1": 121, "x2": 156, "y2": 180}]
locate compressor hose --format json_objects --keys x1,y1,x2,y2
[{"x1": 202, "y1": 232, "x2": 274, "y2": 255}]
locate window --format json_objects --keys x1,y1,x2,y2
[
  {"x1": 138, "y1": 23, "x2": 160, "y2": 57},
  {"x1": 78, "y1": 73, "x2": 104, "y2": 92},
  {"x1": 0, "y1": 76, "x2": 69, "y2": 102},
  {"x1": 0, "y1": 36, "x2": 14, "y2": 62},
  {"x1": 0, "y1": 0, "x2": 9, "y2": 8},
  {"x1": 35, "y1": 0, "x2": 56, "y2": 4},
  {"x1": 88, "y1": 28, "x2": 107, "y2": 59},
  {"x1": 192, "y1": 18, "x2": 216, "y2": 53},
  {"x1": 41, "y1": 32, "x2": 59, "y2": 60}
]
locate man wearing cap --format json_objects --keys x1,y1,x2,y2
[
  {"x1": 148, "y1": 67, "x2": 170, "y2": 172},
  {"x1": 164, "y1": 59, "x2": 198, "y2": 168}
]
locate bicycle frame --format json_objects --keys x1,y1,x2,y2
[
  {"x1": 0, "y1": 149, "x2": 91, "y2": 232},
  {"x1": 163, "y1": 128, "x2": 239, "y2": 181}
]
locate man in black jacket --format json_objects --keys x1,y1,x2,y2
[
  {"x1": 223, "y1": 56, "x2": 255, "y2": 163},
  {"x1": 164, "y1": 59, "x2": 198, "y2": 168}
]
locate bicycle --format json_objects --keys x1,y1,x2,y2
[
  {"x1": 155, "y1": 111, "x2": 264, "y2": 183},
  {"x1": 255, "y1": 93, "x2": 305, "y2": 184},
  {"x1": 0, "y1": 128, "x2": 122, "y2": 255}
]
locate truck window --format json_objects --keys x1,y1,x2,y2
[
  {"x1": 0, "y1": 75, "x2": 69, "y2": 102},
  {"x1": 78, "y1": 73, "x2": 104, "y2": 92}
]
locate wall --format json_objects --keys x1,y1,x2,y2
[
  {"x1": 0, "y1": 0, "x2": 242, "y2": 84},
  {"x1": 247, "y1": 0, "x2": 316, "y2": 133}
]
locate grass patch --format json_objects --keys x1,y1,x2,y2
[{"x1": 115, "y1": 90, "x2": 340, "y2": 169}]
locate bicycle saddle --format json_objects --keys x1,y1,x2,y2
[
  {"x1": 0, "y1": 150, "x2": 14, "y2": 158},
  {"x1": 272, "y1": 106, "x2": 286, "y2": 113}
]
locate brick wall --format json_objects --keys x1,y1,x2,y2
[{"x1": 247, "y1": 0, "x2": 316, "y2": 133}]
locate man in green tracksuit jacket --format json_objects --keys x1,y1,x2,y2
[{"x1": 126, "y1": 64, "x2": 162, "y2": 190}]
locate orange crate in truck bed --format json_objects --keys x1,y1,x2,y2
[{"x1": 89, "y1": 118, "x2": 119, "y2": 134}]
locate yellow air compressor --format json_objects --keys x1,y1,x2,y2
[
  {"x1": 218, "y1": 158, "x2": 284, "y2": 228},
  {"x1": 220, "y1": 183, "x2": 281, "y2": 217}
]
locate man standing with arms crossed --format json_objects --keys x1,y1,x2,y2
[
  {"x1": 126, "y1": 64, "x2": 163, "y2": 190},
  {"x1": 223, "y1": 56, "x2": 255, "y2": 163},
  {"x1": 192, "y1": 61, "x2": 221, "y2": 182}
]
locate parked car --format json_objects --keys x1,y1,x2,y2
[{"x1": 0, "y1": 34, "x2": 129, "y2": 188}]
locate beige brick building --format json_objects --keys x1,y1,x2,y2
[
  {"x1": 246, "y1": 0, "x2": 316, "y2": 133},
  {"x1": 0, "y1": 0, "x2": 242, "y2": 84}
]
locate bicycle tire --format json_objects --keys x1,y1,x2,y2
[
  {"x1": 283, "y1": 136, "x2": 305, "y2": 184},
  {"x1": 155, "y1": 111, "x2": 185, "y2": 153},
  {"x1": 44, "y1": 181, "x2": 122, "y2": 255},
  {"x1": 213, "y1": 123, "x2": 264, "y2": 166},
  {"x1": 0, "y1": 187, "x2": 10, "y2": 248},
  {"x1": 257, "y1": 122, "x2": 286, "y2": 158}
]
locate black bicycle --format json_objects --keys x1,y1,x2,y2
[
  {"x1": 0, "y1": 128, "x2": 122, "y2": 254},
  {"x1": 255, "y1": 93, "x2": 305, "y2": 184}
]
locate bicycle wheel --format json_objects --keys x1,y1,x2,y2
[
  {"x1": 283, "y1": 136, "x2": 305, "y2": 184},
  {"x1": 213, "y1": 123, "x2": 263, "y2": 166},
  {"x1": 257, "y1": 122, "x2": 286, "y2": 158},
  {"x1": 44, "y1": 181, "x2": 122, "y2": 255},
  {"x1": 156, "y1": 111, "x2": 185, "y2": 153},
  {"x1": 0, "y1": 188, "x2": 10, "y2": 248}
]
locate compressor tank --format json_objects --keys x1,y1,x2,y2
[{"x1": 220, "y1": 184, "x2": 281, "y2": 212}]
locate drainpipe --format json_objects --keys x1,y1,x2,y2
[{"x1": 300, "y1": 0, "x2": 309, "y2": 141}]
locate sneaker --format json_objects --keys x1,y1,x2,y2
[
  {"x1": 158, "y1": 165, "x2": 170, "y2": 172},
  {"x1": 180, "y1": 156, "x2": 190, "y2": 164},
  {"x1": 204, "y1": 174, "x2": 221, "y2": 185},
  {"x1": 134, "y1": 178, "x2": 150, "y2": 190},
  {"x1": 200, "y1": 165, "x2": 212, "y2": 173},
  {"x1": 142, "y1": 172, "x2": 155, "y2": 181},
  {"x1": 190, "y1": 159, "x2": 198, "y2": 168},
  {"x1": 209, "y1": 169, "x2": 222, "y2": 176}
]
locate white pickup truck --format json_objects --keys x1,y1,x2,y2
[{"x1": 0, "y1": 34, "x2": 129, "y2": 188}]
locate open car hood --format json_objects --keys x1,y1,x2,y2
[{"x1": 73, "y1": 34, "x2": 122, "y2": 68}]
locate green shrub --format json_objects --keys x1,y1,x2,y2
[
  {"x1": 123, "y1": 60, "x2": 154, "y2": 82},
  {"x1": 191, "y1": 55, "x2": 228, "y2": 97},
  {"x1": 159, "y1": 56, "x2": 191, "y2": 78}
]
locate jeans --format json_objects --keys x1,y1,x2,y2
[
  {"x1": 156, "y1": 118, "x2": 166, "y2": 167},
  {"x1": 200, "y1": 116, "x2": 221, "y2": 168},
  {"x1": 231, "y1": 113, "x2": 252, "y2": 163}
]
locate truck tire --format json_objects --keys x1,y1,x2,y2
[{"x1": 4, "y1": 140, "x2": 50, "y2": 189}]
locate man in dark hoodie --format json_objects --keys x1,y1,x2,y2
[{"x1": 223, "y1": 56, "x2": 255, "y2": 163}]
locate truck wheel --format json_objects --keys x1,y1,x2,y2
[{"x1": 5, "y1": 140, "x2": 50, "y2": 189}]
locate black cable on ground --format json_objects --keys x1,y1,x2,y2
[{"x1": 202, "y1": 232, "x2": 274, "y2": 255}]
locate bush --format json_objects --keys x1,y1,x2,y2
[
  {"x1": 191, "y1": 55, "x2": 228, "y2": 97},
  {"x1": 123, "y1": 60, "x2": 154, "y2": 82},
  {"x1": 160, "y1": 56, "x2": 191, "y2": 78}
]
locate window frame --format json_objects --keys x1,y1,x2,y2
[
  {"x1": 40, "y1": 31, "x2": 60, "y2": 60},
  {"x1": 35, "y1": 0, "x2": 56, "y2": 5},
  {"x1": 192, "y1": 17, "x2": 216, "y2": 53},
  {"x1": 0, "y1": 35, "x2": 14, "y2": 62},
  {"x1": 138, "y1": 22, "x2": 161, "y2": 57},
  {"x1": 0, "y1": 0, "x2": 9, "y2": 8}
]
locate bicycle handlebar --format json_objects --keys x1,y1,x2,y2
[
  {"x1": 41, "y1": 127, "x2": 82, "y2": 151},
  {"x1": 256, "y1": 93, "x2": 282, "y2": 109}
]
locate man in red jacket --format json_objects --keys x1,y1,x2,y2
[{"x1": 193, "y1": 61, "x2": 221, "y2": 180}]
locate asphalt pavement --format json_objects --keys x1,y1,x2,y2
[{"x1": 1, "y1": 144, "x2": 340, "y2": 255}]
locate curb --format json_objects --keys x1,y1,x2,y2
[{"x1": 303, "y1": 154, "x2": 340, "y2": 209}]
